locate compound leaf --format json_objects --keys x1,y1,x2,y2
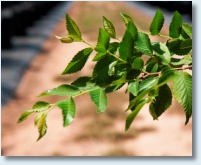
[
  {"x1": 169, "y1": 11, "x2": 183, "y2": 38},
  {"x1": 62, "y1": 47, "x2": 93, "y2": 74},
  {"x1": 103, "y1": 16, "x2": 116, "y2": 38},
  {"x1": 150, "y1": 9, "x2": 165, "y2": 35},
  {"x1": 57, "y1": 97, "x2": 76, "y2": 126},
  {"x1": 136, "y1": 32, "x2": 153, "y2": 56},
  {"x1": 66, "y1": 14, "x2": 82, "y2": 41},
  {"x1": 39, "y1": 84, "x2": 81, "y2": 97},
  {"x1": 172, "y1": 71, "x2": 192, "y2": 124},
  {"x1": 89, "y1": 88, "x2": 108, "y2": 113}
]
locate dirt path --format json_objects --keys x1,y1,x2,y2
[{"x1": 1, "y1": 2, "x2": 192, "y2": 156}]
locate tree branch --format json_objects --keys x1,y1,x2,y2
[{"x1": 138, "y1": 65, "x2": 192, "y2": 80}]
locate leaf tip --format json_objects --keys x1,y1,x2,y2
[{"x1": 17, "y1": 119, "x2": 22, "y2": 124}]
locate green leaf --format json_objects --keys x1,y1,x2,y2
[
  {"x1": 32, "y1": 101, "x2": 51, "y2": 111},
  {"x1": 132, "y1": 57, "x2": 144, "y2": 70},
  {"x1": 149, "y1": 84, "x2": 172, "y2": 120},
  {"x1": 110, "y1": 74, "x2": 126, "y2": 86},
  {"x1": 166, "y1": 39, "x2": 192, "y2": 55},
  {"x1": 125, "y1": 98, "x2": 148, "y2": 131},
  {"x1": 127, "y1": 21, "x2": 138, "y2": 39},
  {"x1": 62, "y1": 47, "x2": 93, "y2": 74},
  {"x1": 146, "y1": 62, "x2": 158, "y2": 73},
  {"x1": 120, "y1": 13, "x2": 133, "y2": 26},
  {"x1": 103, "y1": 16, "x2": 116, "y2": 38},
  {"x1": 35, "y1": 112, "x2": 47, "y2": 141},
  {"x1": 89, "y1": 88, "x2": 108, "y2": 113},
  {"x1": 108, "y1": 61, "x2": 118, "y2": 76},
  {"x1": 169, "y1": 11, "x2": 183, "y2": 38},
  {"x1": 152, "y1": 42, "x2": 171, "y2": 65},
  {"x1": 93, "y1": 42, "x2": 119, "y2": 61},
  {"x1": 55, "y1": 35, "x2": 73, "y2": 43},
  {"x1": 93, "y1": 52, "x2": 107, "y2": 61},
  {"x1": 39, "y1": 84, "x2": 81, "y2": 97},
  {"x1": 180, "y1": 38, "x2": 192, "y2": 49},
  {"x1": 95, "y1": 28, "x2": 110, "y2": 53},
  {"x1": 108, "y1": 42, "x2": 119, "y2": 54},
  {"x1": 149, "y1": 9, "x2": 165, "y2": 35},
  {"x1": 18, "y1": 101, "x2": 51, "y2": 122},
  {"x1": 171, "y1": 55, "x2": 192, "y2": 66},
  {"x1": 128, "y1": 79, "x2": 139, "y2": 96},
  {"x1": 149, "y1": 103, "x2": 158, "y2": 120},
  {"x1": 119, "y1": 30, "x2": 134, "y2": 61},
  {"x1": 93, "y1": 55, "x2": 116, "y2": 85},
  {"x1": 119, "y1": 22, "x2": 137, "y2": 61},
  {"x1": 133, "y1": 47, "x2": 143, "y2": 57},
  {"x1": 139, "y1": 77, "x2": 158, "y2": 92},
  {"x1": 66, "y1": 14, "x2": 82, "y2": 41},
  {"x1": 158, "y1": 68, "x2": 178, "y2": 86},
  {"x1": 129, "y1": 92, "x2": 136, "y2": 111},
  {"x1": 17, "y1": 110, "x2": 35, "y2": 123},
  {"x1": 127, "y1": 77, "x2": 158, "y2": 111},
  {"x1": 172, "y1": 71, "x2": 192, "y2": 124},
  {"x1": 126, "y1": 69, "x2": 141, "y2": 80},
  {"x1": 105, "y1": 83, "x2": 125, "y2": 93},
  {"x1": 57, "y1": 97, "x2": 76, "y2": 126},
  {"x1": 182, "y1": 23, "x2": 192, "y2": 38},
  {"x1": 136, "y1": 32, "x2": 153, "y2": 56},
  {"x1": 71, "y1": 76, "x2": 95, "y2": 90}
]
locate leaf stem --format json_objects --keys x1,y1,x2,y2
[
  {"x1": 107, "y1": 50, "x2": 127, "y2": 64},
  {"x1": 116, "y1": 37, "x2": 121, "y2": 42},
  {"x1": 82, "y1": 40, "x2": 95, "y2": 49},
  {"x1": 158, "y1": 33, "x2": 172, "y2": 39},
  {"x1": 83, "y1": 39, "x2": 127, "y2": 64},
  {"x1": 139, "y1": 30, "x2": 151, "y2": 35},
  {"x1": 139, "y1": 29, "x2": 171, "y2": 40},
  {"x1": 72, "y1": 87, "x2": 100, "y2": 98}
]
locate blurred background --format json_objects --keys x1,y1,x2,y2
[{"x1": 1, "y1": 1, "x2": 192, "y2": 156}]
